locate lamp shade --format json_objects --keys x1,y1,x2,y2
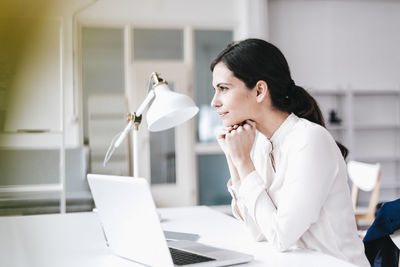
[{"x1": 147, "y1": 84, "x2": 199, "y2": 132}]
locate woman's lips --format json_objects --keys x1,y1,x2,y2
[{"x1": 218, "y1": 112, "x2": 228, "y2": 117}]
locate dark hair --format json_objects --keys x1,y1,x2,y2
[{"x1": 210, "y1": 38, "x2": 348, "y2": 159}]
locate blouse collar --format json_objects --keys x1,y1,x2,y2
[{"x1": 270, "y1": 113, "x2": 299, "y2": 147}]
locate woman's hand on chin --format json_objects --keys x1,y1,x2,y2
[
  {"x1": 225, "y1": 120, "x2": 256, "y2": 179},
  {"x1": 216, "y1": 124, "x2": 239, "y2": 155}
]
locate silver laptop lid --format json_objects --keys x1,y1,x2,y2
[{"x1": 87, "y1": 174, "x2": 174, "y2": 267}]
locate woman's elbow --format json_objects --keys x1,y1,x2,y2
[
  {"x1": 275, "y1": 242, "x2": 292, "y2": 252},
  {"x1": 268, "y1": 232, "x2": 298, "y2": 252},
  {"x1": 254, "y1": 232, "x2": 266, "y2": 242}
]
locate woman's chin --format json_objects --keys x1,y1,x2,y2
[{"x1": 222, "y1": 119, "x2": 244, "y2": 127}]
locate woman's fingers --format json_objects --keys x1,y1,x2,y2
[
  {"x1": 218, "y1": 122, "x2": 252, "y2": 140},
  {"x1": 245, "y1": 119, "x2": 256, "y2": 128},
  {"x1": 217, "y1": 126, "x2": 229, "y2": 137},
  {"x1": 227, "y1": 124, "x2": 248, "y2": 135}
]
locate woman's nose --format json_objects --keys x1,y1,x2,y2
[{"x1": 211, "y1": 93, "x2": 220, "y2": 108}]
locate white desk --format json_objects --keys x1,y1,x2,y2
[{"x1": 0, "y1": 206, "x2": 355, "y2": 267}]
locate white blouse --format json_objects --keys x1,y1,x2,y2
[{"x1": 228, "y1": 113, "x2": 370, "y2": 267}]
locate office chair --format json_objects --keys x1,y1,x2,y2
[
  {"x1": 363, "y1": 198, "x2": 400, "y2": 267},
  {"x1": 391, "y1": 230, "x2": 400, "y2": 267},
  {"x1": 347, "y1": 160, "x2": 381, "y2": 226}
]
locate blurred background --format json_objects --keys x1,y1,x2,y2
[{"x1": 0, "y1": 0, "x2": 399, "y2": 216}]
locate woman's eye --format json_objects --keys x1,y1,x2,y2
[{"x1": 220, "y1": 86, "x2": 228, "y2": 91}]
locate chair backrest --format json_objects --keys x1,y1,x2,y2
[
  {"x1": 347, "y1": 160, "x2": 381, "y2": 223},
  {"x1": 347, "y1": 161, "x2": 381, "y2": 191}
]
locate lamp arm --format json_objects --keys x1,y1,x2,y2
[
  {"x1": 112, "y1": 90, "x2": 155, "y2": 150},
  {"x1": 103, "y1": 72, "x2": 165, "y2": 168},
  {"x1": 136, "y1": 89, "x2": 155, "y2": 117},
  {"x1": 113, "y1": 121, "x2": 133, "y2": 148}
]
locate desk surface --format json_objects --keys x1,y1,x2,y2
[{"x1": 0, "y1": 206, "x2": 356, "y2": 267}]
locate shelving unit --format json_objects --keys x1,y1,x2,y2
[
  {"x1": 0, "y1": 18, "x2": 66, "y2": 214},
  {"x1": 311, "y1": 88, "x2": 400, "y2": 204},
  {"x1": 193, "y1": 29, "x2": 233, "y2": 206}
]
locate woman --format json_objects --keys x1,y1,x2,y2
[{"x1": 210, "y1": 38, "x2": 369, "y2": 267}]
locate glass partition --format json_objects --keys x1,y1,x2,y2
[
  {"x1": 133, "y1": 28, "x2": 184, "y2": 61},
  {"x1": 132, "y1": 29, "x2": 184, "y2": 185},
  {"x1": 194, "y1": 29, "x2": 233, "y2": 205},
  {"x1": 81, "y1": 27, "x2": 130, "y2": 176}
]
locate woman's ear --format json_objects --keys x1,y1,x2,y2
[{"x1": 255, "y1": 80, "x2": 269, "y2": 103}]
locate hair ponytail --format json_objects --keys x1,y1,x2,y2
[
  {"x1": 273, "y1": 84, "x2": 325, "y2": 126},
  {"x1": 210, "y1": 38, "x2": 349, "y2": 159}
]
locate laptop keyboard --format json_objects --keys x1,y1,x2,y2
[{"x1": 169, "y1": 247, "x2": 216, "y2": 266}]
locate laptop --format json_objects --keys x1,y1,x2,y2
[{"x1": 87, "y1": 174, "x2": 253, "y2": 267}]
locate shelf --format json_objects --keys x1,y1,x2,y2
[
  {"x1": 326, "y1": 124, "x2": 347, "y2": 131},
  {"x1": 0, "y1": 130, "x2": 63, "y2": 134},
  {"x1": 195, "y1": 143, "x2": 223, "y2": 155},
  {"x1": 354, "y1": 124, "x2": 400, "y2": 130},
  {"x1": 351, "y1": 155, "x2": 400, "y2": 163},
  {"x1": 352, "y1": 89, "x2": 400, "y2": 96},
  {"x1": 309, "y1": 89, "x2": 347, "y2": 96},
  {"x1": 379, "y1": 183, "x2": 400, "y2": 190},
  {"x1": 310, "y1": 88, "x2": 400, "y2": 96},
  {"x1": 0, "y1": 184, "x2": 62, "y2": 194},
  {"x1": 0, "y1": 132, "x2": 65, "y2": 149}
]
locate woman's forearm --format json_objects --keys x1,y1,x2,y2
[{"x1": 226, "y1": 155, "x2": 240, "y2": 184}]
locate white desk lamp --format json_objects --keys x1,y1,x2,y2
[{"x1": 104, "y1": 72, "x2": 199, "y2": 177}]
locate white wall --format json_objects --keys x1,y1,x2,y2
[
  {"x1": 235, "y1": 0, "x2": 269, "y2": 40},
  {"x1": 269, "y1": 0, "x2": 400, "y2": 90}
]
